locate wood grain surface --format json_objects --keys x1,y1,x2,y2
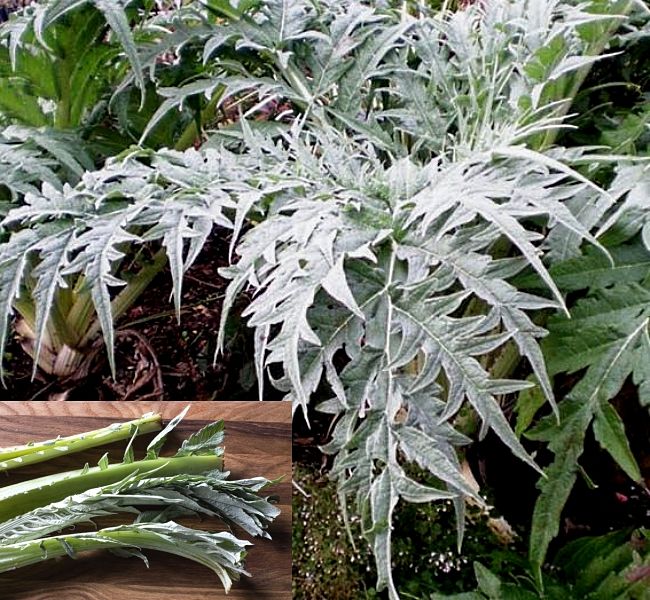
[{"x1": 0, "y1": 401, "x2": 291, "y2": 600}]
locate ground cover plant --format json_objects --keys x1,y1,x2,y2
[
  {"x1": 293, "y1": 460, "x2": 650, "y2": 599},
  {"x1": 0, "y1": 0, "x2": 649, "y2": 597}
]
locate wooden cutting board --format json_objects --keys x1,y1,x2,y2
[{"x1": 0, "y1": 401, "x2": 291, "y2": 600}]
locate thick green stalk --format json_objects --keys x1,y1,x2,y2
[
  {"x1": 0, "y1": 455, "x2": 222, "y2": 522},
  {"x1": 65, "y1": 281, "x2": 96, "y2": 348},
  {"x1": 53, "y1": 53, "x2": 73, "y2": 130},
  {"x1": 81, "y1": 248, "x2": 169, "y2": 346},
  {"x1": 277, "y1": 59, "x2": 313, "y2": 108},
  {"x1": 174, "y1": 89, "x2": 224, "y2": 151},
  {"x1": 13, "y1": 289, "x2": 77, "y2": 354},
  {"x1": 0, "y1": 413, "x2": 162, "y2": 472}
]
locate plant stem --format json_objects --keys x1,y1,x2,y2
[
  {"x1": 490, "y1": 342, "x2": 521, "y2": 381},
  {"x1": 0, "y1": 413, "x2": 162, "y2": 472},
  {"x1": 53, "y1": 50, "x2": 72, "y2": 130},
  {"x1": 81, "y1": 248, "x2": 169, "y2": 346},
  {"x1": 174, "y1": 88, "x2": 224, "y2": 151},
  {"x1": 0, "y1": 454, "x2": 222, "y2": 522},
  {"x1": 66, "y1": 281, "x2": 96, "y2": 347}
]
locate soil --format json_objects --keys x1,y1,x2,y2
[{"x1": 0, "y1": 230, "x2": 262, "y2": 402}]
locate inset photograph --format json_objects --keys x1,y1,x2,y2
[{"x1": 0, "y1": 401, "x2": 291, "y2": 600}]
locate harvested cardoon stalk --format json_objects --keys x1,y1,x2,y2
[
  {"x1": 0, "y1": 455, "x2": 224, "y2": 522},
  {"x1": 0, "y1": 413, "x2": 162, "y2": 472},
  {"x1": 0, "y1": 470, "x2": 281, "y2": 543},
  {"x1": 0, "y1": 522, "x2": 250, "y2": 593}
]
